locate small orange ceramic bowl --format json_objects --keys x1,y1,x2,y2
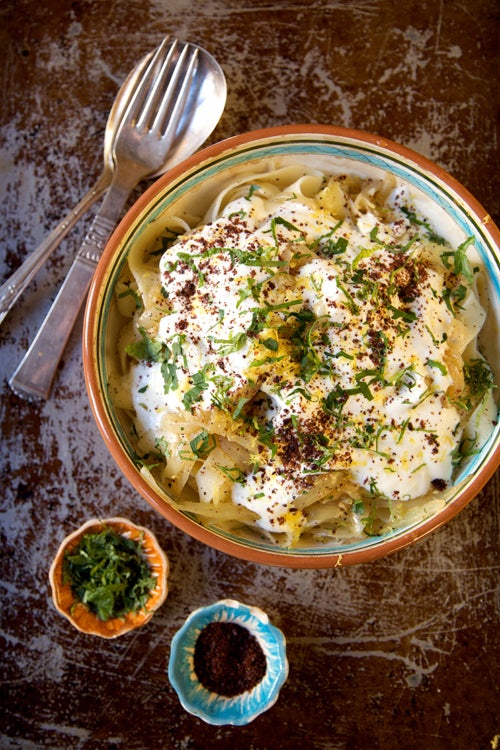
[
  {"x1": 49, "y1": 517, "x2": 169, "y2": 637},
  {"x1": 83, "y1": 125, "x2": 500, "y2": 568}
]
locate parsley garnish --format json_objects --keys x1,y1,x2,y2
[
  {"x1": 126, "y1": 329, "x2": 187, "y2": 395},
  {"x1": 427, "y1": 359, "x2": 447, "y2": 375},
  {"x1": 442, "y1": 283, "x2": 468, "y2": 315},
  {"x1": 440, "y1": 236, "x2": 475, "y2": 282},
  {"x1": 118, "y1": 287, "x2": 143, "y2": 310},
  {"x1": 126, "y1": 327, "x2": 162, "y2": 362},
  {"x1": 388, "y1": 304, "x2": 417, "y2": 323},
  {"x1": 209, "y1": 331, "x2": 247, "y2": 356},
  {"x1": 322, "y1": 235, "x2": 348, "y2": 257},
  {"x1": 63, "y1": 528, "x2": 156, "y2": 622},
  {"x1": 401, "y1": 206, "x2": 446, "y2": 245},
  {"x1": 160, "y1": 334, "x2": 187, "y2": 393},
  {"x1": 218, "y1": 465, "x2": 246, "y2": 483},
  {"x1": 269, "y1": 216, "x2": 304, "y2": 246},
  {"x1": 288, "y1": 310, "x2": 332, "y2": 382},
  {"x1": 190, "y1": 430, "x2": 217, "y2": 459},
  {"x1": 454, "y1": 357, "x2": 496, "y2": 411},
  {"x1": 244, "y1": 184, "x2": 260, "y2": 200},
  {"x1": 183, "y1": 365, "x2": 213, "y2": 411}
]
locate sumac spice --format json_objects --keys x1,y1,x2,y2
[{"x1": 193, "y1": 621, "x2": 267, "y2": 697}]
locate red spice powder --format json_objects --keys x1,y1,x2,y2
[{"x1": 193, "y1": 621, "x2": 267, "y2": 697}]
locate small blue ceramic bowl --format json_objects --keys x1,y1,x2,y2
[{"x1": 168, "y1": 599, "x2": 288, "y2": 725}]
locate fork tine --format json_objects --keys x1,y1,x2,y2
[
  {"x1": 152, "y1": 45, "x2": 199, "y2": 136},
  {"x1": 137, "y1": 42, "x2": 199, "y2": 135},
  {"x1": 121, "y1": 36, "x2": 174, "y2": 126},
  {"x1": 136, "y1": 39, "x2": 182, "y2": 130}
]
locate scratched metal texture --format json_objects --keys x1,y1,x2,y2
[{"x1": 0, "y1": 1, "x2": 499, "y2": 749}]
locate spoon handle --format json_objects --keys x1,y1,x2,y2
[
  {"x1": 0, "y1": 170, "x2": 112, "y2": 326},
  {"x1": 9, "y1": 180, "x2": 133, "y2": 401}
]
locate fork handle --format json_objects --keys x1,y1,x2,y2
[
  {"x1": 0, "y1": 170, "x2": 112, "y2": 326},
  {"x1": 9, "y1": 186, "x2": 131, "y2": 401}
]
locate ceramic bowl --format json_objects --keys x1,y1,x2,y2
[
  {"x1": 49, "y1": 517, "x2": 169, "y2": 637},
  {"x1": 168, "y1": 599, "x2": 288, "y2": 725},
  {"x1": 83, "y1": 125, "x2": 500, "y2": 568}
]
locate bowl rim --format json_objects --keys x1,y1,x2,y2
[{"x1": 83, "y1": 124, "x2": 500, "y2": 569}]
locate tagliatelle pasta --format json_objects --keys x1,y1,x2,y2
[{"x1": 110, "y1": 164, "x2": 496, "y2": 548}]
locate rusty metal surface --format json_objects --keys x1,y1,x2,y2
[{"x1": 1, "y1": 1, "x2": 499, "y2": 748}]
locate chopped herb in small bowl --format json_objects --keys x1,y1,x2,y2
[{"x1": 49, "y1": 517, "x2": 169, "y2": 638}]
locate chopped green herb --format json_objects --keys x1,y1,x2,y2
[
  {"x1": 210, "y1": 374, "x2": 234, "y2": 412},
  {"x1": 288, "y1": 310, "x2": 331, "y2": 382},
  {"x1": 425, "y1": 325, "x2": 447, "y2": 347},
  {"x1": 118, "y1": 287, "x2": 143, "y2": 310},
  {"x1": 269, "y1": 216, "x2": 304, "y2": 246},
  {"x1": 442, "y1": 282, "x2": 468, "y2": 315},
  {"x1": 209, "y1": 331, "x2": 247, "y2": 356},
  {"x1": 401, "y1": 206, "x2": 446, "y2": 245},
  {"x1": 228, "y1": 244, "x2": 287, "y2": 269},
  {"x1": 126, "y1": 329, "x2": 187, "y2": 396},
  {"x1": 262, "y1": 337, "x2": 279, "y2": 351},
  {"x1": 160, "y1": 334, "x2": 187, "y2": 393},
  {"x1": 63, "y1": 528, "x2": 156, "y2": 622},
  {"x1": 190, "y1": 430, "x2": 217, "y2": 459},
  {"x1": 155, "y1": 436, "x2": 170, "y2": 458},
  {"x1": 451, "y1": 433, "x2": 480, "y2": 465},
  {"x1": 228, "y1": 209, "x2": 246, "y2": 220},
  {"x1": 352, "y1": 245, "x2": 379, "y2": 269},
  {"x1": 322, "y1": 380, "x2": 374, "y2": 416},
  {"x1": 388, "y1": 304, "x2": 417, "y2": 323},
  {"x1": 441, "y1": 236, "x2": 475, "y2": 283},
  {"x1": 245, "y1": 184, "x2": 260, "y2": 200},
  {"x1": 427, "y1": 359, "x2": 448, "y2": 375},
  {"x1": 250, "y1": 354, "x2": 286, "y2": 368},
  {"x1": 176, "y1": 251, "x2": 206, "y2": 284},
  {"x1": 322, "y1": 236, "x2": 348, "y2": 257},
  {"x1": 455, "y1": 357, "x2": 497, "y2": 411},
  {"x1": 233, "y1": 396, "x2": 250, "y2": 420},
  {"x1": 126, "y1": 327, "x2": 163, "y2": 363},
  {"x1": 182, "y1": 365, "x2": 213, "y2": 410},
  {"x1": 218, "y1": 465, "x2": 246, "y2": 484},
  {"x1": 336, "y1": 279, "x2": 359, "y2": 314}
]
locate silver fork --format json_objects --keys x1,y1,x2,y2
[
  {"x1": 0, "y1": 52, "x2": 152, "y2": 326},
  {"x1": 9, "y1": 37, "x2": 199, "y2": 401}
]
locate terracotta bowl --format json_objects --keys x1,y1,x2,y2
[
  {"x1": 83, "y1": 125, "x2": 500, "y2": 568},
  {"x1": 49, "y1": 517, "x2": 169, "y2": 637}
]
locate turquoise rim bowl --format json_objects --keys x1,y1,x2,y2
[
  {"x1": 168, "y1": 599, "x2": 288, "y2": 725},
  {"x1": 84, "y1": 125, "x2": 500, "y2": 568}
]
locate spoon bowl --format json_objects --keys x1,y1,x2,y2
[
  {"x1": 0, "y1": 40, "x2": 226, "y2": 324},
  {"x1": 154, "y1": 41, "x2": 227, "y2": 172}
]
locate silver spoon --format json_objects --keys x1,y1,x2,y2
[
  {"x1": 0, "y1": 39, "x2": 226, "y2": 326},
  {"x1": 0, "y1": 54, "x2": 151, "y2": 324},
  {"x1": 9, "y1": 37, "x2": 226, "y2": 401}
]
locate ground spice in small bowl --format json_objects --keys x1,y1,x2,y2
[{"x1": 193, "y1": 621, "x2": 267, "y2": 697}]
